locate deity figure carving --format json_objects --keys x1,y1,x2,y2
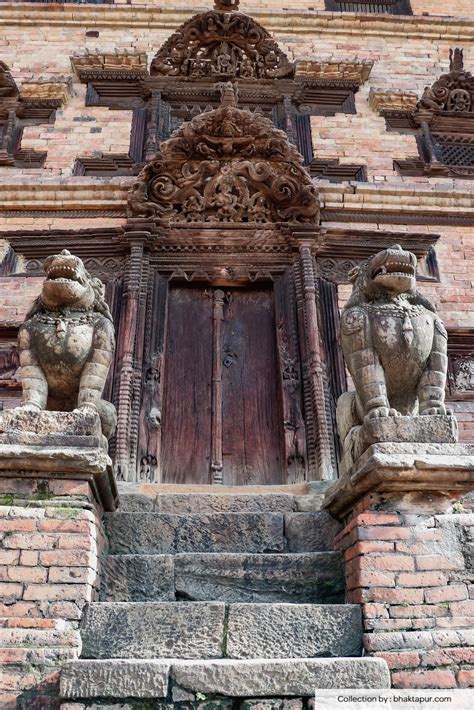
[
  {"x1": 18, "y1": 249, "x2": 117, "y2": 440},
  {"x1": 337, "y1": 245, "x2": 450, "y2": 461}
]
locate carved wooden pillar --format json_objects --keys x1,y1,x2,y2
[
  {"x1": 115, "y1": 236, "x2": 147, "y2": 481},
  {"x1": 297, "y1": 241, "x2": 334, "y2": 480}
]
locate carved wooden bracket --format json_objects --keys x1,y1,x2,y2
[
  {"x1": 368, "y1": 88, "x2": 417, "y2": 130},
  {"x1": 0, "y1": 63, "x2": 66, "y2": 168},
  {"x1": 71, "y1": 51, "x2": 148, "y2": 83},
  {"x1": 295, "y1": 59, "x2": 372, "y2": 85}
]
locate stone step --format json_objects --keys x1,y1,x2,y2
[
  {"x1": 80, "y1": 602, "x2": 362, "y2": 660},
  {"x1": 101, "y1": 552, "x2": 345, "y2": 604},
  {"x1": 61, "y1": 657, "x2": 390, "y2": 700},
  {"x1": 105, "y1": 511, "x2": 339, "y2": 554},
  {"x1": 116, "y1": 482, "x2": 333, "y2": 514}
]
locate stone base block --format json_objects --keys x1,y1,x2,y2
[
  {"x1": 325, "y1": 442, "x2": 474, "y2": 517},
  {"x1": 0, "y1": 409, "x2": 118, "y2": 511},
  {"x1": 340, "y1": 415, "x2": 458, "y2": 476}
]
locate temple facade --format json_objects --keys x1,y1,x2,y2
[{"x1": 0, "y1": 1, "x2": 474, "y2": 708}]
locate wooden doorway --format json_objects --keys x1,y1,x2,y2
[{"x1": 160, "y1": 283, "x2": 286, "y2": 485}]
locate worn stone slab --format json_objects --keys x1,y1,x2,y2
[
  {"x1": 100, "y1": 555, "x2": 175, "y2": 602},
  {"x1": 81, "y1": 602, "x2": 225, "y2": 659},
  {"x1": 154, "y1": 493, "x2": 298, "y2": 514},
  {"x1": 171, "y1": 658, "x2": 390, "y2": 696},
  {"x1": 0, "y1": 409, "x2": 102, "y2": 437},
  {"x1": 105, "y1": 513, "x2": 285, "y2": 554},
  {"x1": 226, "y1": 604, "x2": 362, "y2": 659},
  {"x1": 284, "y1": 512, "x2": 341, "y2": 552},
  {"x1": 340, "y1": 415, "x2": 460, "y2": 476},
  {"x1": 60, "y1": 659, "x2": 170, "y2": 699},
  {"x1": 174, "y1": 552, "x2": 344, "y2": 604}
]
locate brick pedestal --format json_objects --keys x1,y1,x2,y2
[
  {"x1": 0, "y1": 477, "x2": 108, "y2": 709},
  {"x1": 0, "y1": 411, "x2": 116, "y2": 709},
  {"x1": 324, "y1": 443, "x2": 474, "y2": 689}
]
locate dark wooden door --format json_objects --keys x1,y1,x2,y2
[{"x1": 160, "y1": 284, "x2": 285, "y2": 485}]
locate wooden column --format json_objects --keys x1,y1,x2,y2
[
  {"x1": 298, "y1": 241, "x2": 334, "y2": 480},
  {"x1": 210, "y1": 289, "x2": 225, "y2": 483},
  {"x1": 114, "y1": 236, "x2": 147, "y2": 481}
]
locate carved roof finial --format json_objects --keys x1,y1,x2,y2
[
  {"x1": 450, "y1": 48, "x2": 464, "y2": 73},
  {"x1": 214, "y1": 0, "x2": 240, "y2": 11},
  {"x1": 219, "y1": 81, "x2": 238, "y2": 107}
]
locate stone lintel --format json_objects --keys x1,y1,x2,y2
[
  {"x1": 324, "y1": 442, "x2": 474, "y2": 518},
  {"x1": 0, "y1": 409, "x2": 118, "y2": 511}
]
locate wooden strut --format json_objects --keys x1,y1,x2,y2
[
  {"x1": 211, "y1": 289, "x2": 225, "y2": 483},
  {"x1": 299, "y1": 242, "x2": 334, "y2": 480}
]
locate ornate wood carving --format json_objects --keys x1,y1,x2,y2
[
  {"x1": 127, "y1": 84, "x2": 319, "y2": 226},
  {"x1": 391, "y1": 49, "x2": 474, "y2": 178},
  {"x1": 275, "y1": 270, "x2": 307, "y2": 482},
  {"x1": 150, "y1": 2, "x2": 293, "y2": 81},
  {"x1": 447, "y1": 329, "x2": 474, "y2": 401}
]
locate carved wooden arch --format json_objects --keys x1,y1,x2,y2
[
  {"x1": 149, "y1": 0, "x2": 294, "y2": 81},
  {"x1": 127, "y1": 84, "x2": 319, "y2": 226}
]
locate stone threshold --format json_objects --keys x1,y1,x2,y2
[{"x1": 1, "y1": 4, "x2": 474, "y2": 42}]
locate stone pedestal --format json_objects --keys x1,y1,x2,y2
[
  {"x1": 0, "y1": 409, "x2": 118, "y2": 512},
  {"x1": 324, "y1": 441, "x2": 474, "y2": 690},
  {"x1": 0, "y1": 409, "x2": 117, "y2": 709},
  {"x1": 340, "y1": 415, "x2": 459, "y2": 476}
]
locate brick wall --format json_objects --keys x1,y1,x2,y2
[
  {"x1": 0, "y1": 478, "x2": 106, "y2": 709},
  {"x1": 335, "y1": 495, "x2": 474, "y2": 689}
]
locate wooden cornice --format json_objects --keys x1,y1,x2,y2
[
  {"x1": 1, "y1": 179, "x2": 474, "y2": 226},
  {"x1": 295, "y1": 60, "x2": 372, "y2": 84},
  {"x1": 368, "y1": 89, "x2": 418, "y2": 114},
  {"x1": 1, "y1": 5, "x2": 474, "y2": 42}
]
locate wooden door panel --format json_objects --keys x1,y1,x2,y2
[
  {"x1": 161, "y1": 286, "x2": 213, "y2": 483},
  {"x1": 222, "y1": 289, "x2": 285, "y2": 485}
]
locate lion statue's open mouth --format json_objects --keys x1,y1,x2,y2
[{"x1": 41, "y1": 249, "x2": 94, "y2": 309}]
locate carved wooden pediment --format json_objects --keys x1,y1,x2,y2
[
  {"x1": 417, "y1": 49, "x2": 474, "y2": 119},
  {"x1": 149, "y1": 1, "x2": 293, "y2": 81},
  {"x1": 127, "y1": 83, "x2": 319, "y2": 225}
]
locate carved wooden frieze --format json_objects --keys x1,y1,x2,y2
[
  {"x1": 149, "y1": 2, "x2": 293, "y2": 81},
  {"x1": 127, "y1": 83, "x2": 319, "y2": 225},
  {"x1": 0, "y1": 61, "x2": 18, "y2": 99},
  {"x1": 295, "y1": 60, "x2": 372, "y2": 85},
  {"x1": 447, "y1": 329, "x2": 474, "y2": 401},
  {"x1": 71, "y1": 51, "x2": 148, "y2": 83}
]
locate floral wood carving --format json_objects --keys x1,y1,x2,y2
[
  {"x1": 149, "y1": 4, "x2": 293, "y2": 81},
  {"x1": 417, "y1": 49, "x2": 474, "y2": 117},
  {"x1": 127, "y1": 83, "x2": 319, "y2": 225}
]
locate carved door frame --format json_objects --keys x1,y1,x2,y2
[{"x1": 114, "y1": 224, "x2": 336, "y2": 485}]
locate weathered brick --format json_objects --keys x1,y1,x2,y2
[
  {"x1": 374, "y1": 651, "x2": 420, "y2": 670},
  {"x1": 23, "y1": 583, "x2": 90, "y2": 602},
  {"x1": 425, "y1": 585, "x2": 468, "y2": 604},
  {"x1": 397, "y1": 571, "x2": 447, "y2": 588},
  {"x1": 392, "y1": 670, "x2": 456, "y2": 689}
]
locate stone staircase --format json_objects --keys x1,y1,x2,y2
[{"x1": 60, "y1": 487, "x2": 390, "y2": 707}]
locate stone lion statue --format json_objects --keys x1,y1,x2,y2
[
  {"x1": 18, "y1": 249, "x2": 117, "y2": 440},
  {"x1": 337, "y1": 244, "x2": 449, "y2": 458}
]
